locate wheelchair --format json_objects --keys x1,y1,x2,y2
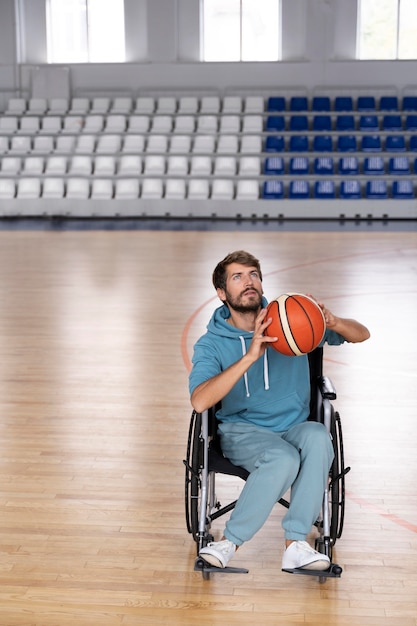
[{"x1": 184, "y1": 347, "x2": 350, "y2": 583}]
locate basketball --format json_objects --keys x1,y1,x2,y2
[{"x1": 264, "y1": 293, "x2": 326, "y2": 356}]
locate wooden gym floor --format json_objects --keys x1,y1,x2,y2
[{"x1": 0, "y1": 222, "x2": 416, "y2": 625}]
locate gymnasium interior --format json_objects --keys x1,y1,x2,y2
[{"x1": 0, "y1": 1, "x2": 416, "y2": 624}]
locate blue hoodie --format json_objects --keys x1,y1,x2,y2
[{"x1": 189, "y1": 298, "x2": 346, "y2": 432}]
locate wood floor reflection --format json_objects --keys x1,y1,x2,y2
[{"x1": 0, "y1": 227, "x2": 416, "y2": 625}]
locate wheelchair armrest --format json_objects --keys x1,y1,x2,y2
[{"x1": 318, "y1": 375, "x2": 337, "y2": 400}]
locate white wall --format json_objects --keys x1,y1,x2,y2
[{"x1": 0, "y1": 0, "x2": 416, "y2": 108}]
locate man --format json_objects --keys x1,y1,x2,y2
[{"x1": 189, "y1": 250, "x2": 370, "y2": 572}]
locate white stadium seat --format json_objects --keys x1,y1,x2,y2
[
  {"x1": 48, "y1": 98, "x2": 68, "y2": 115},
  {"x1": 115, "y1": 179, "x2": 140, "y2": 199},
  {"x1": 5, "y1": 98, "x2": 26, "y2": 115},
  {"x1": 122, "y1": 135, "x2": 145, "y2": 153},
  {"x1": 110, "y1": 98, "x2": 133, "y2": 114},
  {"x1": 45, "y1": 156, "x2": 68, "y2": 175},
  {"x1": 190, "y1": 155, "x2": 212, "y2": 175},
  {"x1": 211, "y1": 179, "x2": 234, "y2": 200},
  {"x1": 141, "y1": 178, "x2": 163, "y2": 198},
  {"x1": 236, "y1": 180, "x2": 260, "y2": 200},
  {"x1": 42, "y1": 178, "x2": 65, "y2": 199},
  {"x1": 94, "y1": 156, "x2": 116, "y2": 176},
  {"x1": 23, "y1": 156, "x2": 45, "y2": 175},
  {"x1": 134, "y1": 97, "x2": 154, "y2": 114},
  {"x1": 28, "y1": 98, "x2": 48, "y2": 115},
  {"x1": 66, "y1": 178, "x2": 90, "y2": 199},
  {"x1": 32, "y1": 136, "x2": 55, "y2": 154},
  {"x1": 17, "y1": 178, "x2": 41, "y2": 199},
  {"x1": 0, "y1": 179, "x2": 16, "y2": 199},
  {"x1": 118, "y1": 155, "x2": 143, "y2": 175},
  {"x1": 144, "y1": 155, "x2": 166, "y2": 175},
  {"x1": 69, "y1": 155, "x2": 93, "y2": 175},
  {"x1": 91, "y1": 179, "x2": 114, "y2": 199},
  {"x1": 165, "y1": 179, "x2": 186, "y2": 199},
  {"x1": 188, "y1": 179, "x2": 210, "y2": 199}
]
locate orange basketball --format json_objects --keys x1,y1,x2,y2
[{"x1": 264, "y1": 293, "x2": 326, "y2": 356}]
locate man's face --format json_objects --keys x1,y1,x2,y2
[{"x1": 217, "y1": 263, "x2": 263, "y2": 313}]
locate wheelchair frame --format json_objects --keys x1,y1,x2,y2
[{"x1": 184, "y1": 348, "x2": 350, "y2": 583}]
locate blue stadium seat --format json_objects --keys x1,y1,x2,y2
[
  {"x1": 363, "y1": 156, "x2": 384, "y2": 175},
  {"x1": 267, "y1": 96, "x2": 286, "y2": 112},
  {"x1": 339, "y1": 156, "x2": 359, "y2": 175},
  {"x1": 262, "y1": 180, "x2": 284, "y2": 199},
  {"x1": 314, "y1": 156, "x2": 334, "y2": 175},
  {"x1": 313, "y1": 135, "x2": 333, "y2": 152},
  {"x1": 357, "y1": 96, "x2": 376, "y2": 111},
  {"x1": 289, "y1": 135, "x2": 309, "y2": 152},
  {"x1": 410, "y1": 136, "x2": 417, "y2": 151},
  {"x1": 382, "y1": 115, "x2": 402, "y2": 131},
  {"x1": 289, "y1": 180, "x2": 310, "y2": 198},
  {"x1": 289, "y1": 115, "x2": 308, "y2": 132},
  {"x1": 385, "y1": 135, "x2": 406, "y2": 152},
  {"x1": 290, "y1": 96, "x2": 308, "y2": 112},
  {"x1": 334, "y1": 96, "x2": 353, "y2": 111},
  {"x1": 392, "y1": 180, "x2": 415, "y2": 199},
  {"x1": 314, "y1": 180, "x2": 335, "y2": 199},
  {"x1": 340, "y1": 180, "x2": 362, "y2": 199},
  {"x1": 405, "y1": 115, "x2": 417, "y2": 131},
  {"x1": 361, "y1": 135, "x2": 382, "y2": 152},
  {"x1": 365, "y1": 180, "x2": 388, "y2": 199},
  {"x1": 388, "y1": 156, "x2": 410, "y2": 175},
  {"x1": 336, "y1": 115, "x2": 355, "y2": 131},
  {"x1": 312, "y1": 96, "x2": 331, "y2": 112},
  {"x1": 265, "y1": 135, "x2": 285, "y2": 152},
  {"x1": 313, "y1": 115, "x2": 331, "y2": 131},
  {"x1": 289, "y1": 156, "x2": 309, "y2": 175},
  {"x1": 337, "y1": 135, "x2": 357, "y2": 151},
  {"x1": 266, "y1": 115, "x2": 285, "y2": 132},
  {"x1": 379, "y1": 96, "x2": 399, "y2": 111},
  {"x1": 415, "y1": 158, "x2": 417, "y2": 174},
  {"x1": 359, "y1": 115, "x2": 379, "y2": 131},
  {"x1": 402, "y1": 96, "x2": 417, "y2": 111},
  {"x1": 264, "y1": 156, "x2": 284, "y2": 175}
]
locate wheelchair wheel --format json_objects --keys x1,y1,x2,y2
[
  {"x1": 184, "y1": 411, "x2": 215, "y2": 550},
  {"x1": 329, "y1": 410, "x2": 348, "y2": 543},
  {"x1": 316, "y1": 408, "x2": 349, "y2": 562},
  {"x1": 184, "y1": 411, "x2": 200, "y2": 539}
]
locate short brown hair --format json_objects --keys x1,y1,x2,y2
[{"x1": 212, "y1": 250, "x2": 262, "y2": 290}]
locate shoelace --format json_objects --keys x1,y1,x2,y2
[{"x1": 208, "y1": 540, "x2": 233, "y2": 554}]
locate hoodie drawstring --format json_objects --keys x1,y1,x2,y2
[
  {"x1": 264, "y1": 349, "x2": 270, "y2": 391},
  {"x1": 239, "y1": 335, "x2": 270, "y2": 396}
]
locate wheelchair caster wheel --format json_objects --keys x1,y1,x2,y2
[{"x1": 331, "y1": 564, "x2": 343, "y2": 576}]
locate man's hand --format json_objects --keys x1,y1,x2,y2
[{"x1": 246, "y1": 308, "x2": 278, "y2": 362}]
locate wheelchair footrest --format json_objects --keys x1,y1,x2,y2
[
  {"x1": 282, "y1": 562, "x2": 342, "y2": 578},
  {"x1": 195, "y1": 557, "x2": 249, "y2": 575}
]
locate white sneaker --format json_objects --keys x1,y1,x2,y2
[
  {"x1": 282, "y1": 540, "x2": 330, "y2": 571},
  {"x1": 199, "y1": 539, "x2": 236, "y2": 568}
]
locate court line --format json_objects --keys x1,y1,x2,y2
[
  {"x1": 181, "y1": 244, "x2": 416, "y2": 371},
  {"x1": 180, "y1": 249, "x2": 417, "y2": 536},
  {"x1": 346, "y1": 491, "x2": 417, "y2": 534}
]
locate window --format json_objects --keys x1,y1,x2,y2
[
  {"x1": 202, "y1": 0, "x2": 280, "y2": 62},
  {"x1": 358, "y1": 0, "x2": 417, "y2": 59},
  {"x1": 46, "y1": 0, "x2": 125, "y2": 63}
]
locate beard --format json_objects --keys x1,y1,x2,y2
[{"x1": 224, "y1": 287, "x2": 263, "y2": 313}]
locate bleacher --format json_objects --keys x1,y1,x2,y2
[{"x1": 0, "y1": 92, "x2": 416, "y2": 219}]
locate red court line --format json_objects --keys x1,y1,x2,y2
[
  {"x1": 180, "y1": 248, "x2": 417, "y2": 535},
  {"x1": 346, "y1": 491, "x2": 417, "y2": 535},
  {"x1": 181, "y1": 295, "x2": 217, "y2": 373},
  {"x1": 181, "y1": 245, "x2": 410, "y2": 371}
]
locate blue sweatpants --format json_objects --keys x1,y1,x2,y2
[{"x1": 217, "y1": 420, "x2": 334, "y2": 546}]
